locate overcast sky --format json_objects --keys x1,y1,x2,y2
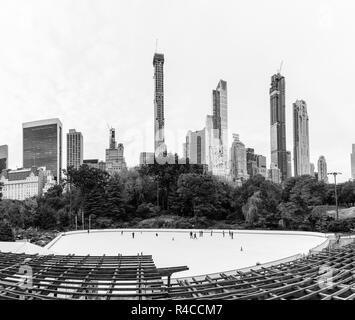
[{"x1": 0, "y1": 0, "x2": 354, "y2": 182}]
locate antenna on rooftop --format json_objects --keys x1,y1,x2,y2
[{"x1": 278, "y1": 60, "x2": 284, "y2": 74}]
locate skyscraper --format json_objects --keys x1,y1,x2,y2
[
  {"x1": 317, "y1": 155, "x2": 328, "y2": 183},
  {"x1": 67, "y1": 129, "x2": 83, "y2": 170},
  {"x1": 270, "y1": 73, "x2": 287, "y2": 181},
  {"x1": 105, "y1": 128, "x2": 126, "y2": 175},
  {"x1": 287, "y1": 150, "x2": 292, "y2": 178},
  {"x1": 256, "y1": 155, "x2": 267, "y2": 178},
  {"x1": 293, "y1": 100, "x2": 310, "y2": 176},
  {"x1": 185, "y1": 129, "x2": 206, "y2": 165},
  {"x1": 268, "y1": 164, "x2": 281, "y2": 184},
  {"x1": 230, "y1": 134, "x2": 248, "y2": 183},
  {"x1": 153, "y1": 52, "x2": 166, "y2": 157},
  {"x1": 212, "y1": 80, "x2": 228, "y2": 173},
  {"x1": 246, "y1": 148, "x2": 258, "y2": 178},
  {"x1": 0, "y1": 145, "x2": 8, "y2": 172},
  {"x1": 310, "y1": 163, "x2": 315, "y2": 177},
  {"x1": 351, "y1": 144, "x2": 355, "y2": 180},
  {"x1": 23, "y1": 118, "x2": 62, "y2": 182}
]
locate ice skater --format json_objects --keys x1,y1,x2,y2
[
  {"x1": 194, "y1": 233, "x2": 197, "y2": 239},
  {"x1": 132, "y1": 232, "x2": 135, "y2": 239},
  {"x1": 156, "y1": 233, "x2": 158, "y2": 237},
  {"x1": 223, "y1": 230, "x2": 225, "y2": 237},
  {"x1": 211, "y1": 230, "x2": 213, "y2": 236},
  {"x1": 190, "y1": 231, "x2": 193, "y2": 239},
  {"x1": 240, "y1": 246, "x2": 243, "y2": 251}
]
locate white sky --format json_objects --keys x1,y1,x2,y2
[{"x1": 0, "y1": 0, "x2": 354, "y2": 182}]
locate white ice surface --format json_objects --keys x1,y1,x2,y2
[{"x1": 48, "y1": 230, "x2": 327, "y2": 277}]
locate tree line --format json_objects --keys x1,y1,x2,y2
[{"x1": 1, "y1": 162, "x2": 355, "y2": 241}]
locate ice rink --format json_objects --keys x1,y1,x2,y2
[{"x1": 47, "y1": 229, "x2": 327, "y2": 277}]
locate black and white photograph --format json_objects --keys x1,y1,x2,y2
[{"x1": 0, "y1": 0, "x2": 354, "y2": 316}]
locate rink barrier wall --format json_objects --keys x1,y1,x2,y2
[{"x1": 45, "y1": 228, "x2": 330, "y2": 250}]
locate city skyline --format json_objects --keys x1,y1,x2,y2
[{"x1": 0, "y1": 1, "x2": 354, "y2": 182}]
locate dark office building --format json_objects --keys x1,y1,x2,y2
[
  {"x1": 23, "y1": 119, "x2": 62, "y2": 182},
  {"x1": 270, "y1": 73, "x2": 287, "y2": 182},
  {"x1": 0, "y1": 145, "x2": 8, "y2": 172}
]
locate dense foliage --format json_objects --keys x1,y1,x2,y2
[{"x1": 1, "y1": 163, "x2": 355, "y2": 240}]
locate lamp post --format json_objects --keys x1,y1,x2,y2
[{"x1": 328, "y1": 172, "x2": 342, "y2": 220}]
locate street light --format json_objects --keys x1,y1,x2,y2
[{"x1": 327, "y1": 172, "x2": 342, "y2": 220}]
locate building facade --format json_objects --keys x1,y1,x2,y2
[
  {"x1": 139, "y1": 152, "x2": 155, "y2": 165},
  {"x1": 153, "y1": 52, "x2": 167, "y2": 157},
  {"x1": 246, "y1": 148, "x2": 258, "y2": 178},
  {"x1": 185, "y1": 129, "x2": 206, "y2": 165},
  {"x1": 268, "y1": 163, "x2": 281, "y2": 184},
  {"x1": 83, "y1": 159, "x2": 106, "y2": 171},
  {"x1": 22, "y1": 118, "x2": 62, "y2": 182},
  {"x1": 310, "y1": 163, "x2": 315, "y2": 177},
  {"x1": 105, "y1": 128, "x2": 126, "y2": 175},
  {"x1": 351, "y1": 144, "x2": 355, "y2": 180},
  {"x1": 317, "y1": 155, "x2": 328, "y2": 183},
  {"x1": 293, "y1": 100, "x2": 310, "y2": 176},
  {"x1": 287, "y1": 150, "x2": 292, "y2": 178},
  {"x1": 0, "y1": 166, "x2": 54, "y2": 201},
  {"x1": 256, "y1": 155, "x2": 267, "y2": 178},
  {"x1": 230, "y1": 134, "x2": 248, "y2": 183},
  {"x1": 0, "y1": 145, "x2": 8, "y2": 172},
  {"x1": 270, "y1": 73, "x2": 287, "y2": 182},
  {"x1": 67, "y1": 129, "x2": 83, "y2": 170},
  {"x1": 212, "y1": 80, "x2": 228, "y2": 175}
]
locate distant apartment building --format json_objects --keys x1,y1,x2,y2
[
  {"x1": 105, "y1": 128, "x2": 126, "y2": 175},
  {"x1": 0, "y1": 166, "x2": 55, "y2": 201},
  {"x1": 256, "y1": 154, "x2": 267, "y2": 178},
  {"x1": 139, "y1": 152, "x2": 155, "y2": 165},
  {"x1": 287, "y1": 150, "x2": 292, "y2": 178},
  {"x1": 351, "y1": 144, "x2": 355, "y2": 180},
  {"x1": 293, "y1": 100, "x2": 310, "y2": 176},
  {"x1": 67, "y1": 129, "x2": 83, "y2": 169},
  {"x1": 185, "y1": 129, "x2": 206, "y2": 165},
  {"x1": 310, "y1": 163, "x2": 315, "y2": 177},
  {"x1": 317, "y1": 155, "x2": 328, "y2": 183},
  {"x1": 22, "y1": 118, "x2": 62, "y2": 182},
  {"x1": 268, "y1": 163, "x2": 281, "y2": 184},
  {"x1": 230, "y1": 134, "x2": 248, "y2": 183},
  {"x1": 83, "y1": 159, "x2": 106, "y2": 171},
  {"x1": 246, "y1": 149, "x2": 267, "y2": 179},
  {"x1": 0, "y1": 145, "x2": 8, "y2": 172},
  {"x1": 246, "y1": 148, "x2": 258, "y2": 178}
]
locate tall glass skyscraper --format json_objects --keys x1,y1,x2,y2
[
  {"x1": 293, "y1": 100, "x2": 310, "y2": 176},
  {"x1": 153, "y1": 52, "x2": 166, "y2": 157},
  {"x1": 270, "y1": 73, "x2": 287, "y2": 182},
  {"x1": 22, "y1": 118, "x2": 62, "y2": 182}
]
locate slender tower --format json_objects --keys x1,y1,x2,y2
[
  {"x1": 212, "y1": 80, "x2": 228, "y2": 174},
  {"x1": 293, "y1": 100, "x2": 310, "y2": 176},
  {"x1": 153, "y1": 52, "x2": 166, "y2": 156},
  {"x1": 270, "y1": 73, "x2": 287, "y2": 182}
]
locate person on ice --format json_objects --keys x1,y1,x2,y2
[{"x1": 132, "y1": 232, "x2": 135, "y2": 239}]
